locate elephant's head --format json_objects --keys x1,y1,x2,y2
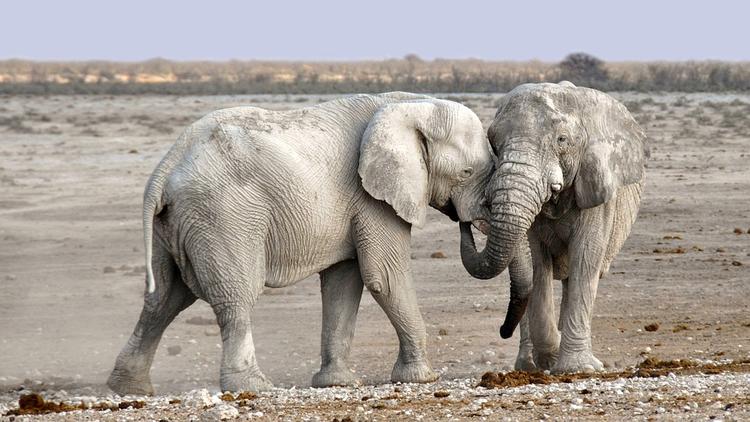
[
  {"x1": 358, "y1": 97, "x2": 493, "y2": 228},
  {"x1": 460, "y1": 82, "x2": 648, "y2": 337}
]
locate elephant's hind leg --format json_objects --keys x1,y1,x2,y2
[
  {"x1": 312, "y1": 260, "x2": 364, "y2": 387},
  {"x1": 212, "y1": 300, "x2": 271, "y2": 393},
  {"x1": 108, "y1": 240, "x2": 196, "y2": 395},
  {"x1": 190, "y1": 236, "x2": 272, "y2": 393}
]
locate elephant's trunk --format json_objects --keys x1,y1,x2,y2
[
  {"x1": 501, "y1": 237, "x2": 533, "y2": 338},
  {"x1": 460, "y1": 170, "x2": 544, "y2": 337}
]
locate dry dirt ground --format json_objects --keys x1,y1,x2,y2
[{"x1": 0, "y1": 92, "x2": 749, "y2": 420}]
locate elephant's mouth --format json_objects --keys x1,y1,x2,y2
[
  {"x1": 435, "y1": 200, "x2": 459, "y2": 222},
  {"x1": 472, "y1": 219, "x2": 491, "y2": 236}
]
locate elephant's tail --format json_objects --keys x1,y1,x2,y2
[
  {"x1": 143, "y1": 137, "x2": 189, "y2": 294},
  {"x1": 143, "y1": 160, "x2": 169, "y2": 294}
]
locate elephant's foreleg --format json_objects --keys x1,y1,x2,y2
[
  {"x1": 366, "y1": 269, "x2": 438, "y2": 384},
  {"x1": 312, "y1": 259, "x2": 364, "y2": 387},
  {"x1": 354, "y1": 209, "x2": 437, "y2": 384},
  {"x1": 559, "y1": 278, "x2": 568, "y2": 329},
  {"x1": 553, "y1": 210, "x2": 610, "y2": 374},
  {"x1": 514, "y1": 314, "x2": 536, "y2": 371},
  {"x1": 108, "y1": 242, "x2": 196, "y2": 395}
]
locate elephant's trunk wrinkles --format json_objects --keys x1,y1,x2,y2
[{"x1": 460, "y1": 171, "x2": 543, "y2": 337}]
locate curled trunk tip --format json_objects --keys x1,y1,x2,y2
[{"x1": 499, "y1": 297, "x2": 528, "y2": 338}]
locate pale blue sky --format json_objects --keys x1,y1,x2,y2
[{"x1": 2, "y1": 0, "x2": 748, "y2": 61}]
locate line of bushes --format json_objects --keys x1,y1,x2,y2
[{"x1": 1, "y1": 54, "x2": 749, "y2": 95}]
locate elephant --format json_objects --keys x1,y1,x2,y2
[
  {"x1": 460, "y1": 82, "x2": 647, "y2": 373},
  {"x1": 107, "y1": 92, "x2": 495, "y2": 395}
]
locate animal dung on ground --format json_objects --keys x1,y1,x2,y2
[
  {"x1": 734, "y1": 228, "x2": 744, "y2": 234},
  {"x1": 430, "y1": 251, "x2": 447, "y2": 259},
  {"x1": 478, "y1": 371, "x2": 552, "y2": 388},
  {"x1": 672, "y1": 324, "x2": 690, "y2": 333},
  {"x1": 644, "y1": 323, "x2": 660, "y2": 332},
  {"x1": 652, "y1": 247, "x2": 686, "y2": 254},
  {"x1": 6, "y1": 393, "x2": 145, "y2": 416}
]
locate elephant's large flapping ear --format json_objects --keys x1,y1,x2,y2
[
  {"x1": 359, "y1": 101, "x2": 446, "y2": 227},
  {"x1": 574, "y1": 89, "x2": 648, "y2": 209}
]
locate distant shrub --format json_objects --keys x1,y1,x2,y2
[{"x1": 559, "y1": 52, "x2": 609, "y2": 88}]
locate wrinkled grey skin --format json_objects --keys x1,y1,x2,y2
[
  {"x1": 460, "y1": 82, "x2": 647, "y2": 373},
  {"x1": 107, "y1": 92, "x2": 494, "y2": 395}
]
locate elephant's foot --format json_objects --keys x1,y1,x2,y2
[
  {"x1": 220, "y1": 369, "x2": 273, "y2": 393},
  {"x1": 107, "y1": 368, "x2": 154, "y2": 396},
  {"x1": 391, "y1": 358, "x2": 438, "y2": 384},
  {"x1": 514, "y1": 350, "x2": 537, "y2": 372},
  {"x1": 532, "y1": 347, "x2": 559, "y2": 371},
  {"x1": 552, "y1": 350, "x2": 603, "y2": 374},
  {"x1": 312, "y1": 364, "x2": 359, "y2": 388}
]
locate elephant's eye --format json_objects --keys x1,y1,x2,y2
[
  {"x1": 557, "y1": 135, "x2": 567, "y2": 143},
  {"x1": 461, "y1": 167, "x2": 474, "y2": 178}
]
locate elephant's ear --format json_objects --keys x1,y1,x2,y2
[
  {"x1": 574, "y1": 89, "x2": 648, "y2": 209},
  {"x1": 359, "y1": 101, "x2": 444, "y2": 228}
]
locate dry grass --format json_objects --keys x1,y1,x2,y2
[{"x1": 1, "y1": 58, "x2": 750, "y2": 94}]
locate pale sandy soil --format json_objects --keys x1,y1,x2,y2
[{"x1": 0, "y1": 92, "x2": 748, "y2": 419}]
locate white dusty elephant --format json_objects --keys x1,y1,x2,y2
[
  {"x1": 107, "y1": 92, "x2": 495, "y2": 395},
  {"x1": 460, "y1": 82, "x2": 647, "y2": 373}
]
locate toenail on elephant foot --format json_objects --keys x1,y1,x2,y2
[
  {"x1": 311, "y1": 366, "x2": 359, "y2": 388},
  {"x1": 391, "y1": 359, "x2": 439, "y2": 384},
  {"x1": 552, "y1": 350, "x2": 604, "y2": 374},
  {"x1": 220, "y1": 370, "x2": 273, "y2": 393},
  {"x1": 107, "y1": 369, "x2": 154, "y2": 396}
]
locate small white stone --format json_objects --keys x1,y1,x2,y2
[
  {"x1": 200, "y1": 404, "x2": 239, "y2": 421},
  {"x1": 182, "y1": 389, "x2": 214, "y2": 408}
]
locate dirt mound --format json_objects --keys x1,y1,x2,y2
[
  {"x1": 478, "y1": 357, "x2": 750, "y2": 389},
  {"x1": 4, "y1": 393, "x2": 144, "y2": 416},
  {"x1": 478, "y1": 371, "x2": 553, "y2": 388}
]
